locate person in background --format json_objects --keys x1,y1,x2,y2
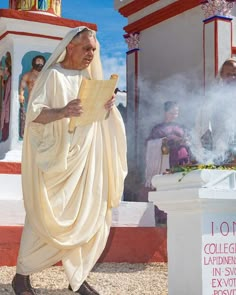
[
  {"x1": 147, "y1": 100, "x2": 191, "y2": 168},
  {"x1": 219, "y1": 58, "x2": 236, "y2": 84},
  {"x1": 194, "y1": 58, "x2": 236, "y2": 164},
  {"x1": 144, "y1": 100, "x2": 191, "y2": 225},
  {"x1": 12, "y1": 26, "x2": 127, "y2": 295}
]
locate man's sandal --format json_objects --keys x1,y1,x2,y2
[
  {"x1": 68, "y1": 280, "x2": 100, "y2": 294},
  {"x1": 12, "y1": 274, "x2": 36, "y2": 295}
]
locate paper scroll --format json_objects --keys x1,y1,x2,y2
[{"x1": 68, "y1": 74, "x2": 119, "y2": 133}]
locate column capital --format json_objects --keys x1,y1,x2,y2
[
  {"x1": 201, "y1": 0, "x2": 235, "y2": 19},
  {"x1": 124, "y1": 33, "x2": 140, "y2": 52}
]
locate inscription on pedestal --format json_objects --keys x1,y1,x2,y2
[{"x1": 203, "y1": 215, "x2": 236, "y2": 295}]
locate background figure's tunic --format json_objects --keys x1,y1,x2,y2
[
  {"x1": 148, "y1": 122, "x2": 190, "y2": 167},
  {"x1": 17, "y1": 63, "x2": 127, "y2": 290}
]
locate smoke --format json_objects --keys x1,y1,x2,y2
[
  {"x1": 136, "y1": 71, "x2": 236, "y2": 169},
  {"x1": 191, "y1": 82, "x2": 236, "y2": 165}
]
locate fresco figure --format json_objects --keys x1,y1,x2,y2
[
  {"x1": 38, "y1": 0, "x2": 47, "y2": 10},
  {"x1": 9, "y1": 0, "x2": 17, "y2": 9},
  {"x1": 19, "y1": 0, "x2": 35, "y2": 10},
  {"x1": 16, "y1": 0, "x2": 22, "y2": 9},
  {"x1": 54, "y1": 0, "x2": 61, "y2": 16},
  {"x1": 0, "y1": 52, "x2": 12, "y2": 142},
  {"x1": 19, "y1": 54, "x2": 46, "y2": 138}
]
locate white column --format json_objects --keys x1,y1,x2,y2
[
  {"x1": 201, "y1": 1, "x2": 234, "y2": 87},
  {"x1": 149, "y1": 169, "x2": 236, "y2": 295},
  {"x1": 203, "y1": 15, "x2": 233, "y2": 87}
]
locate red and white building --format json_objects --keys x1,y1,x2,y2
[
  {"x1": 115, "y1": 0, "x2": 236, "y2": 195},
  {"x1": 0, "y1": 2, "x2": 164, "y2": 266}
]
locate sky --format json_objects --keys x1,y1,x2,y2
[{"x1": 0, "y1": 0, "x2": 128, "y2": 90}]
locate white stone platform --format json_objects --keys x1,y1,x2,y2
[{"x1": 0, "y1": 173, "x2": 155, "y2": 227}]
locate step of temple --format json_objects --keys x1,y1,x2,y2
[{"x1": 0, "y1": 160, "x2": 167, "y2": 266}]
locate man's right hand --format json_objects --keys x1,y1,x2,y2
[
  {"x1": 63, "y1": 99, "x2": 83, "y2": 118},
  {"x1": 34, "y1": 99, "x2": 83, "y2": 125}
]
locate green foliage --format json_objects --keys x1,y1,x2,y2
[{"x1": 168, "y1": 164, "x2": 236, "y2": 182}]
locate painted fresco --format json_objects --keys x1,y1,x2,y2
[
  {"x1": 19, "y1": 51, "x2": 50, "y2": 139},
  {"x1": 9, "y1": 0, "x2": 61, "y2": 16},
  {"x1": 0, "y1": 52, "x2": 12, "y2": 142}
]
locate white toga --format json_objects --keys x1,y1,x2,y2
[{"x1": 16, "y1": 64, "x2": 127, "y2": 291}]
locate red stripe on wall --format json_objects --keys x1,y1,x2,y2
[
  {"x1": 123, "y1": 0, "x2": 200, "y2": 33},
  {"x1": 0, "y1": 226, "x2": 167, "y2": 266},
  {"x1": 0, "y1": 162, "x2": 21, "y2": 174},
  {"x1": 0, "y1": 30, "x2": 62, "y2": 41},
  {"x1": 0, "y1": 9, "x2": 97, "y2": 31},
  {"x1": 119, "y1": 0, "x2": 160, "y2": 17}
]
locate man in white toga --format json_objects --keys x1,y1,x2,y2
[{"x1": 12, "y1": 26, "x2": 127, "y2": 295}]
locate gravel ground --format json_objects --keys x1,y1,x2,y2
[{"x1": 0, "y1": 263, "x2": 168, "y2": 295}]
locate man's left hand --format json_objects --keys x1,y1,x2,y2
[{"x1": 104, "y1": 95, "x2": 115, "y2": 111}]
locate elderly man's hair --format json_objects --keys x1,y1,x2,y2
[
  {"x1": 72, "y1": 28, "x2": 95, "y2": 42},
  {"x1": 220, "y1": 58, "x2": 236, "y2": 76}
]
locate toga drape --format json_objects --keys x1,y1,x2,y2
[{"x1": 16, "y1": 27, "x2": 127, "y2": 291}]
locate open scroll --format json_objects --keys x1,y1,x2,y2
[{"x1": 68, "y1": 74, "x2": 119, "y2": 133}]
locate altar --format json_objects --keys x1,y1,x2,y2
[{"x1": 149, "y1": 169, "x2": 236, "y2": 295}]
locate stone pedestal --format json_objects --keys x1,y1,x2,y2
[{"x1": 149, "y1": 169, "x2": 236, "y2": 295}]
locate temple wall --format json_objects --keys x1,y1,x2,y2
[
  {"x1": 0, "y1": 16, "x2": 72, "y2": 160},
  {"x1": 136, "y1": 7, "x2": 204, "y2": 179}
]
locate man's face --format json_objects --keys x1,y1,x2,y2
[
  {"x1": 33, "y1": 58, "x2": 45, "y2": 72},
  {"x1": 69, "y1": 33, "x2": 96, "y2": 70},
  {"x1": 166, "y1": 106, "x2": 179, "y2": 121},
  {"x1": 221, "y1": 63, "x2": 236, "y2": 84}
]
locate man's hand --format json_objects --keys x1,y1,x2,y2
[
  {"x1": 63, "y1": 99, "x2": 83, "y2": 118},
  {"x1": 104, "y1": 95, "x2": 115, "y2": 111},
  {"x1": 34, "y1": 99, "x2": 83, "y2": 124}
]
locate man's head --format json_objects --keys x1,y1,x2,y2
[
  {"x1": 32, "y1": 55, "x2": 46, "y2": 72},
  {"x1": 220, "y1": 58, "x2": 236, "y2": 84},
  {"x1": 164, "y1": 101, "x2": 179, "y2": 122},
  {"x1": 63, "y1": 28, "x2": 96, "y2": 70}
]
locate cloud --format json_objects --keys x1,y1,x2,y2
[{"x1": 101, "y1": 54, "x2": 126, "y2": 91}]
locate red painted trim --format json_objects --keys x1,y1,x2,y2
[
  {"x1": 215, "y1": 19, "x2": 218, "y2": 77},
  {"x1": 134, "y1": 50, "x2": 139, "y2": 164},
  {"x1": 0, "y1": 226, "x2": 167, "y2": 266},
  {"x1": 0, "y1": 9, "x2": 97, "y2": 31},
  {"x1": 119, "y1": 0, "x2": 160, "y2": 17},
  {"x1": 0, "y1": 30, "x2": 62, "y2": 41},
  {"x1": 203, "y1": 22, "x2": 206, "y2": 90},
  {"x1": 99, "y1": 227, "x2": 167, "y2": 263},
  {"x1": 231, "y1": 21, "x2": 233, "y2": 57},
  {"x1": 0, "y1": 226, "x2": 23, "y2": 266},
  {"x1": 204, "y1": 17, "x2": 232, "y2": 25},
  {"x1": 123, "y1": 0, "x2": 200, "y2": 33},
  {"x1": 232, "y1": 47, "x2": 236, "y2": 55},
  {"x1": 0, "y1": 162, "x2": 21, "y2": 174}
]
